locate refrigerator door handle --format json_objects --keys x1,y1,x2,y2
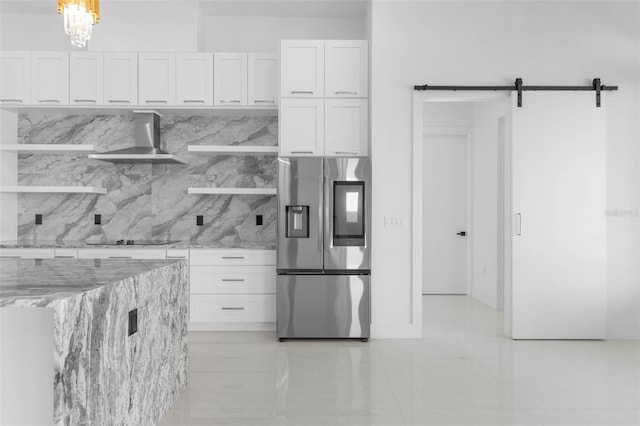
[{"x1": 319, "y1": 175, "x2": 324, "y2": 252}]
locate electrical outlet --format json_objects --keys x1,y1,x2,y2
[
  {"x1": 196, "y1": 215, "x2": 204, "y2": 226},
  {"x1": 94, "y1": 214, "x2": 101, "y2": 225},
  {"x1": 256, "y1": 215, "x2": 263, "y2": 226},
  {"x1": 128, "y1": 309, "x2": 138, "y2": 336},
  {"x1": 35, "y1": 214, "x2": 43, "y2": 225}
]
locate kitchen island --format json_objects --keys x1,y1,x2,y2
[{"x1": 0, "y1": 258, "x2": 188, "y2": 426}]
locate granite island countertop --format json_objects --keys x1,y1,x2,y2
[
  {"x1": 0, "y1": 258, "x2": 183, "y2": 307},
  {"x1": 0, "y1": 240, "x2": 276, "y2": 250},
  {"x1": 0, "y1": 257, "x2": 188, "y2": 425}
]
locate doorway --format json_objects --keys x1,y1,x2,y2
[{"x1": 422, "y1": 130, "x2": 470, "y2": 295}]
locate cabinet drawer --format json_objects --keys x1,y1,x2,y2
[
  {"x1": 54, "y1": 248, "x2": 78, "y2": 259},
  {"x1": 77, "y1": 249, "x2": 166, "y2": 259},
  {"x1": 189, "y1": 249, "x2": 275, "y2": 266},
  {"x1": 0, "y1": 248, "x2": 55, "y2": 259},
  {"x1": 166, "y1": 249, "x2": 189, "y2": 260},
  {"x1": 190, "y1": 295, "x2": 276, "y2": 323},
  {"x1": 191, "y1": 266, "x2": 275, "y2": 294}
]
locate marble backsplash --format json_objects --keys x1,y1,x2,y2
[{"x1": 17, "y1": 113, "x2": 278, "y2": 245}]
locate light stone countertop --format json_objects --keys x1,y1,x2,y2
[
  {"x1": 0, "y1": 240, "x2": 276, "y2": 250},
  {"x1": 0, "y1": 258, "x2": 184, "y2": 307}
]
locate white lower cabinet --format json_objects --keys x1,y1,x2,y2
[
  {"x1": 0, "y1": 248, "x2": 55, "y2": 259},
  {"x1": 189, "y1": 249, "x2": 276, "y2": 330}
]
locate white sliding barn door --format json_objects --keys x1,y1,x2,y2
[{"x1": 510, "y1": 92, "x2": 606, "y2": 339}]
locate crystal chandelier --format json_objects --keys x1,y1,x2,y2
[{"x1": 57, "y1": 0, "x2": 100, "y2": 48}]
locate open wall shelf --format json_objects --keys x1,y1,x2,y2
[
  {"x1": 188, "y1": 145, "x2": 278, "y2": 154},
  {"x1": 0, "y1": 144, "x2": 101, "y2": 154},
  {"x1": 0, "y1": 186, "x2": 107, "y2": 194},
  {"x1": 187, "y1": 187, "x2": 276, "y2": 195}
]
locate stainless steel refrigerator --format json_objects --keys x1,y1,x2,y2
[{"x1": 277, "y1": 157, "x2": 371, "y2": 341}]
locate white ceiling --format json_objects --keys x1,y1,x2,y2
[{"x1": 0, "y1": 0, "x2": 368, "y2": 17}]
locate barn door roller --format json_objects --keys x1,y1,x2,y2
[{"x1": 413, "y1": 78, "x2": 618, "y2": 107}]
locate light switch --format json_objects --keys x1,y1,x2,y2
[{"x1": 384, "y1": 215, "x2": 406, "y2": 227}]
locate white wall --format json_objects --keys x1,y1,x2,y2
[
  {"x1": 371, "y1": 0, "x2": 640, "y2": 338},
  {"x1": 0, "y1": 110, "x2": 17, "y2": 241},
  {"x1": 471, "y1": 100, "x2": 507, "y2": 309},
  {"x1": 201, "y1": 16, "x2": 365, "y2": 52},
  {"x1": 0, "y1": 13, "x2": 73, "y2": 51}
]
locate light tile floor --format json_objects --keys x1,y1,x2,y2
[{"x1": 158, "y1": 296, "x2": 640, "y2": 425}]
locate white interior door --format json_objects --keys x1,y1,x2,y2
[
  {"x1": 423, "y1": 133, "x2": 468, "y2": 294},
  {"x1": 510, "y1": 91, "x2": 606, "y2": 339}
]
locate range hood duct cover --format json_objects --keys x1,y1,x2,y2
[{"x1": 88, "y1": 111, "x2": 186, "y2": 164}]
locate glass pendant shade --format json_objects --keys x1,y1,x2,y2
[{"x1": 57, "y1": 0, "x2": 100, "y2": 48}]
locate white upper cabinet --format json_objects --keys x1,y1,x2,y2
[
  {"x1": 31, "y1": 52, "x2": 69, "y2": 105},
  {"x1": 248, "y1": 53, "x2": 277, "y2": 107},
  {"x1": 324, "y1": 99, "x2": 368, "y2": 156},
  {"x1": 0, "y1": 51, "x2": 31, "y2": 105},
  {"x1": 325, "y1": 40, "x2": 368, "y2": 98},
  {"x1": 69, "y1": 52, "x2": 103, "y2": 105},
  {"x1": 214, "y1": 53, "x2": 247, "y2": 106},
  {"x1": 279, "y1": 98, "x2": 324, "y2": 156},
  {"x1": 176, "y1": 53, "x2": 213, "y2": 106},
  {"x1": 280, "y1": 40, "x2": 324, "y2": 98},
  {"x1": 138, "y1": 53, "x2": 176, "y2": 105},
  {"x1": 104, "y1": 53, "x2": 138, "y2": 106}
]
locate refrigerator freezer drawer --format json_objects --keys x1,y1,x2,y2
[{"x1": 277, "y1": 274, "x2": 370, "y2": 339}]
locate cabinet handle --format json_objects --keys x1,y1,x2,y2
[
  {"x1": 291, "y1": 91, "x2": 313, "y2": 94},
  {"x1": 74, "y1": 99, "x2": 97, "y2": 103},
  {"x1": 145, "y1": 100, "x2": 167, "y2": 104},
  {"x1": 182, "y1": 100, "x2": 205, "y2": 103},
  {"x1": 221, "y1": 278, "x2": 245, "y2": 282},
  {"x1": 0, "y1": 99, "x2": 23, "y2": 103},
  {"x1": 219, "y1": 100, "x2": 241, "y2": 103},
  {"x1": 55, "y1": 255, "x2": 75, "y2": 258},
  {"x1": 0, "y1": 256, "x2": 20, "y2": 258},
  {"x1": 38, "y1": 100, "x2": 61, "y2": 103},
  {"x1": 108, "y1": 100, "x2": 131, "y2": 104},
  {"x1": 334, "y1": 151, "x2": 358, "y2": 155},
  {"x1": 222, "y1": 256, "x2": 245, "y2": 259},
  {"x1": 221, "y1": 307, "x2": 245, "y2": 310},
  {"x1": 254, "y1": 100, "x2": 275, "y2": 103},
  {"x1": 167, "y1": 256, "x2": 186, "y2": 259},
  {"x1": 334, "y1": 91, "x2": 358, "y2": 95},
  {"x1": 291, "y1": 151, "x2": 314, "y2": 154},
  {"x1": 516, "y1": 213, "x2": 522, "y2": 236},
  {"x1": 109, "y1": 256, "x2": 132, "y2": 259}
]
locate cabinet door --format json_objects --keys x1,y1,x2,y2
[
  {"x1": 138, "y1": 53, "x2": 176, "y2": 105},
  {"x1": 69, "y1": 52, "x2": 103, "y2": 105},
  {"x1": 31, "y1": 52, "x2": 69, "y2": 105},
  {"x1": 0, "y1": 51, "x2": 31, "y2": 105},
  {"x1": 248, "y1": 53, "x2": 277, "y2": 107},
  {"x1": 280, "y1": 40, "x2": 324, "y2": 98},
  {"x1": 325, "y1": 40, "x2": 368, "y2": 98},
  {"x1": 324, "y1": 99, "x2": 368, "y2": 156},
  {"x1": 176, "y1": 53, "x2": 213, "y2": 106},
  {"x1": 214, "y1": 53, "x2": 247, "y2": 106},
  {"x1": 279, "y1": 98, "x2": 324, "y2": 156},
  {"x1": 104, "y1": 53, "x2": 138, "y2": 106}
]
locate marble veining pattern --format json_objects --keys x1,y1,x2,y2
[
  {"x1": 17, "y1": 114, "x2": 277, "y2": 245},
  {"x1": 0, "y1": 259, "x2": 188, "y2": 425}
]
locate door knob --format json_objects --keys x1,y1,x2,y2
[{"x1": 457, "y1": 231, "x2": 466, "y2": 236}]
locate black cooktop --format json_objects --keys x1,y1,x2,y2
[{"x1": 87, "y1": 240, "x2": 181, "y2": 246}]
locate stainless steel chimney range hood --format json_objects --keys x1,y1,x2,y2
[{"x1": 88, "y1": 111, "x2": 186, "y2": 165}]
